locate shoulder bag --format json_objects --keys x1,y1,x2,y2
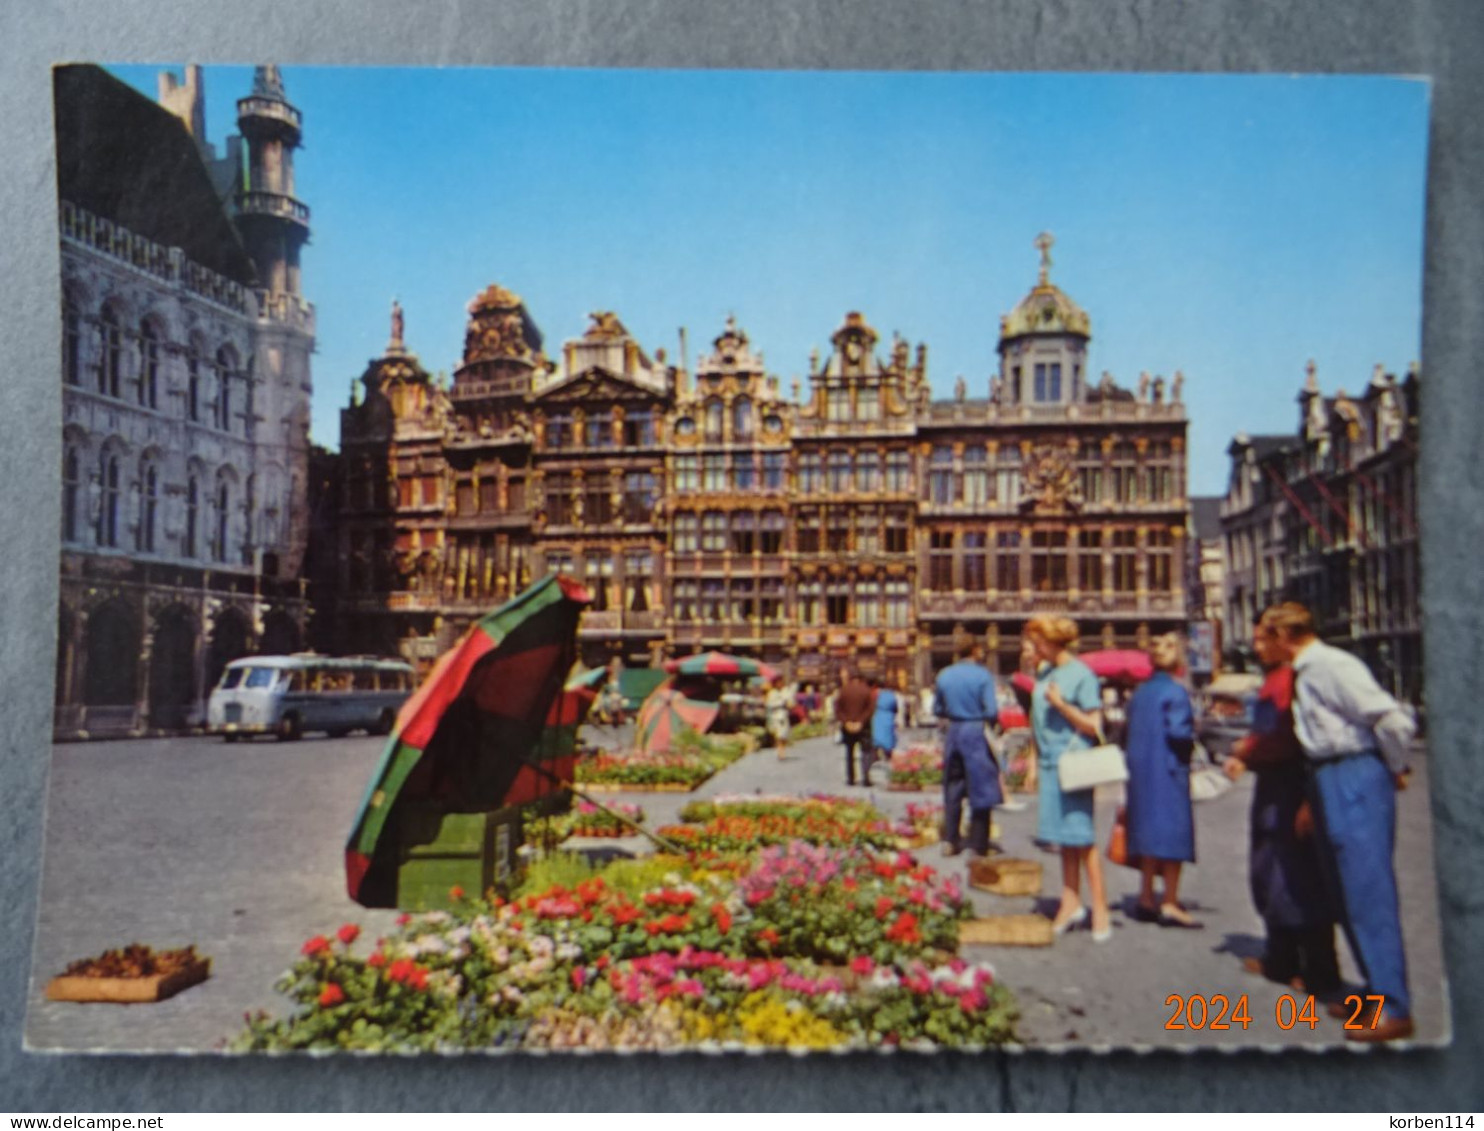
[{"x1": 1057, "y1": 727, "x2": 1129, "y2": 792}]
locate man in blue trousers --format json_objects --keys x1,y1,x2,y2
[
  {"x1": 1263, "y1": 602, "x2": 1418, "y2": 1043},
  {"x1": 934, "y1": 637, "x2": 1002, "y2": 858}
]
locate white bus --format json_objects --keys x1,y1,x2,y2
[{"x1": 207, "y1": 654, "x2": 416, "y2": 741}]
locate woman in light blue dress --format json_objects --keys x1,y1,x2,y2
[{"x1": 1027, "y1": 615, "x2": 1111, "y2": 941}]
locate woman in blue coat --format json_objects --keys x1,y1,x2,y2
[
  {"x1": 868, "y1": 676, "x2": 898, "y2": 784},
  {"x1": 1123, "y1": 633, "x2": 1199, "y2": 927}
]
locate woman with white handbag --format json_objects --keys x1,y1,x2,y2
[{"x1": 1027, "y1": 615, "x2": 1113, "y2": 941}]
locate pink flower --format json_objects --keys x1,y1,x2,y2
[
  {"x1": 395, "y1": 913, "x2": 411, "y2": 926},
  {"x1": 850, "y1": 955, "x2": 875, "y2": 976},
  {"x1": 960, "y1": 989, "x2": 987, "y2": 1012},
  {"x1": 571, "y1": 967, "x2": 587, "y2": 990}
]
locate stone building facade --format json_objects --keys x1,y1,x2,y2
[
  {"x1": 1221, "y1": 361, "x2": 1421, "y2": 701},
  {"x1": 54, "y1": 65, "x2": 314, "y2": 738},
  {"x1": 331, "y1": 235, "x2": 1191, "y2": 689}
]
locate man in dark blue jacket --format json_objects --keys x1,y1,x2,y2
[{"x1": 934, "y1": 638, "x2": 1002, "y2": 857}]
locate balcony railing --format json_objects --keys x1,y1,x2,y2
[
  {"x1": 237, "y1": 191, "x2": 311, "y2": 229},
  {"x1": 237, "y1": 96, "x2": 303, "y2": 133}
]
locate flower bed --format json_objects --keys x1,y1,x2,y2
[
  {"x1": 574, "y1": 731, "x2": 757, "y2": 790},
  {"x1": 235, "y1": 837, "x2": 1016, "y2": 1052},
  {"x1": 894, "y1": 803, "x2": 944, "y2": 847},
  {"x1": 660, "y1": 794, "x2": 899, "y2": 852},
  {"x1": 888, "y1": 745, "x2": 943, "y2": 790},
  {"x1": 529, "y1": 801, "x2": 646, "y2": 842}
]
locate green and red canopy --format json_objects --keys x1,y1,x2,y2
[{"x1": 345, "y1": 574, "x2": 594, "y2": 907}]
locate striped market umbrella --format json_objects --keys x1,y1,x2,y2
[
  {"x1": 345, "y1": 574, "x2": 592, "y2": 907},
  {"x1": 633, "y1": 678, "x2": 721, "y2": 755},
  {"x1": 662, "y1": 651, "x2": 779, "y2": 681}
]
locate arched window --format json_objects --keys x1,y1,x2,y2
[
  {"x1": 214, "y1": 478, "x2": 231, "y2": 561},
  {"x1": 99, "y1": 305, "x2": 122, "y2": 397},
  {"x1": 216, "y1": 347, "x2": 235, "y2": 431},
  {"x1": 186, "y1": 347, "x2": 201, "y2": 422},
  {"x1": 733, "y1": 396, "x2": 753, "y2": 440},
  {"x1": 139, "y1": 321, "x2": 160, "y2": 410},
  {"x1": 138, "y1": 459, "x2": 158, "y2": 553},
  {"x1": 185, "y1": 476, "x2": 199, "y2": 558},
  {"x1": 704, "y1": 399, "x2": 724, "y2": 442},
  {"x1": 62, "y1": 445, "x2": 81, "y2": 542},
  {"x1": 97, "y1": 450, "x2": 121, "y2": 547},
  {"x1": 62, "y1": 299, "x2": 82, "y2": 387}
]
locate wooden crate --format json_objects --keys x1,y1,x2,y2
[
  {"x1": 968, "y1": 856, "x2": 1043, "y2": 897},
  {"x1": 46, "y1": 959, "x2": 210, "y2": 1003},
  {"x1": 959, "y1": 916, "x2": 1055, "y2": 947}
]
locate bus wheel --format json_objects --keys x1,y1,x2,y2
[
  {"x1": 223, "y1": 733, "x2": 240, "y2": 744},
  {"x1": 277, "y1": 713, "x2": 303, "y2": 741},
  {"x1": 372, "y1": 709, "x2": 395, "y2": 736},
  {"x1": 327, "y1": 728, "x2": 350, "y2": 739}
]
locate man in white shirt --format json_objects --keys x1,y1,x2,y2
[{"x1": 1262, "y1": 602, "x2": 1417, "y2": 1043}]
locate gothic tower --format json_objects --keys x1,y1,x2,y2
[{"x1": 235, "y1": 65, "x2": 314, "y2": 577}]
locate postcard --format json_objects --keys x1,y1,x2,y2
[{"x1": 28, "y1": 63, "x2": 1442, "y2": 1054}]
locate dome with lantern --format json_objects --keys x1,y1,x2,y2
[{"x1": 999, "y1": 231, "x2": 1091, "y2": 342}]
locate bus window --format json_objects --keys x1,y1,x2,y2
[
  {"x1": 352, "y1": 668, "x2": 377, "y2": 692},
  {"x1": 219, "y1": 669, "x2": 245, "y2": 690},
  {"x1": 288, "y1": 669, "x2": 308, "y2": 693},
  {"x1": 244, "y1": 666, "x2": 280, "y2": 689}
]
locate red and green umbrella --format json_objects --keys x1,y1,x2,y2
[
  {"x1": 662, "y1": 651, "x2": 779, "y2": 680},
  {"x1": 633, "y1": 677, "x2": 721, "y2": 754},
  {"x1": 345, "y1": 574, "x2": 592, "y2": 907}
]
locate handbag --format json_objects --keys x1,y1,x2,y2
[
  {"x1": 1106, "y1": 805, "x2": 1132, "y2": 867},
  {"x1": 1057, "y1": 730, "x2": 1129, "y2": 792}
]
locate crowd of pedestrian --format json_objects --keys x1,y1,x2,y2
[{"x1": 774, "y1": 597, "x2": 1418, "y2": 1042}]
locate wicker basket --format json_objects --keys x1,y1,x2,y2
[
  {"x1": 958, "y1": 915, "x2": 1055, "y2": 947},
  {"x1": 968, "y1": 856, "x2": 1043, "y2": 897}
]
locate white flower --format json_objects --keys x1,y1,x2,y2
[{"x1": 868, "y1": 968, "x2": 900, "y2": 990}]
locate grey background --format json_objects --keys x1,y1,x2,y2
[{"x1": 2, "y1": 0, "x2": 1480, "y2": 1112}]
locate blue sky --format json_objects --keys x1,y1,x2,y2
[{"x1": 108, "y1": 65, "x2": 1429, "y2": 496}]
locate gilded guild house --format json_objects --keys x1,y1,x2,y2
[
  {"x1": 54, "y1": 65, "x2": 314, "y2": 737},
  {"x1": 331, "y1": 235, "x2": 1191, "y2": 695}
]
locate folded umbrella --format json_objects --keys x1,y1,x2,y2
[{"x1": 345, "y1": 574, "x2": 592, "y2": 907}]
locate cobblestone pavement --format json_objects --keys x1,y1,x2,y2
[{"x1": 25, "y1": 725, "x2": 1448, "y2": 1053}]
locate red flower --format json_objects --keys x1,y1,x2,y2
[
  {"x1": 301, "y1": 935, "x2": 332, "y2": 957},
  {"x1": 842, "y1": 877, "x2": 860, "y2": 892},
  {"x1": 711, "y1": 904, "x2": 732, "y2": 934},
  {"x1": 336, "y1": 923, "x2": 361, "y2": 946},
  {"x1": 596, "y1": 954, "x2": 611, "y2": 971},
  {"x1": 849, "y1": 955, "x2": 875, "y2": 975},
  {"x1": 449, "y1": 885, "x2": 465, "y2": 900},
  {"x1": 571, "y1": 967, "x2": 587, "y2": 990},
  {"x1": 395, "y1": 913, "x2": 411, "y2": 927},
  {"x1": 885, "y1": 911, "x2": 922, "y2": 945},
  {"x1": 409, "y1": 967, "x2": 429, "y2": 992},
  {"x1": 367, "y1": 951, "x2": 387, "y2": 969},
  {"x1": 387, "y1": 958, "x2": 416, "y2": 984},
  {"x1": 756, "y1": 927, "x2": 780, "y2": 947},
  {"x1": 874, "y1": 896, "x2": 895, "y2": 921},
  {"x1": 317, "y1": 983, "x2": 345, "y2": 1007}
]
